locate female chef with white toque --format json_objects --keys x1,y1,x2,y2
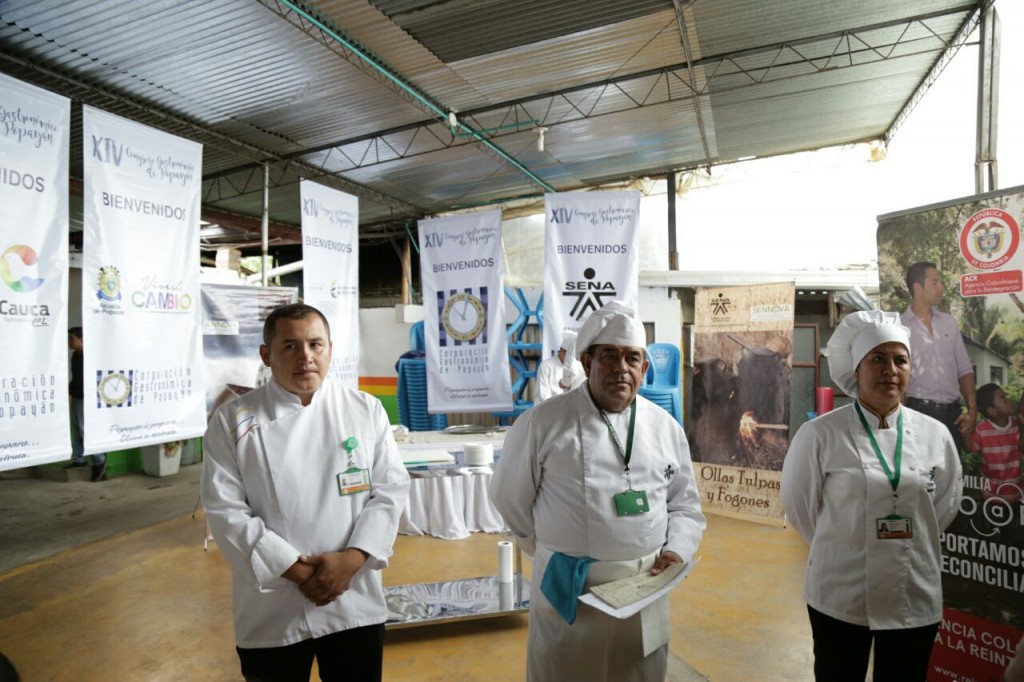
[{"x1": 782, "y1": 310, "x2": 963, "y2": 681}]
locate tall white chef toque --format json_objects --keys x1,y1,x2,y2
[{"x1": 826, "y1": 310, "x2": 911, "y2": 397}]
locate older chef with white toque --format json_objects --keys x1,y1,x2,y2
[
  {"x1": 782, "y1": 310, "x2": 963, "y2": 682},
  {"x1": 535, "y1": 329, "x2": 586, "y2": 402},
  {"x1": 491, "y1": 300, "x2": 706, "y2": 682}
]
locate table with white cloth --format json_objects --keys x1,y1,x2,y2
[
  {"x1": 386, "y1": 427, "x2": 530, "y2": 629},
  {"x1": 396, "y1": 429, "x2": 509, "y2": 540}
]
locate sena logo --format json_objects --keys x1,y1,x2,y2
[{"x1": 563, "y1": 268, "x2": 617, "y2": 320}]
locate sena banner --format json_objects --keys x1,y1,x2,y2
[
  {"x1": 0, "y1": 73, "x2": 70, "y2": 472},
  {"x1": 691, "y1": 282, "x2": 795, "y2": 522},
  {"x1": 877, "y1": 186, "x2": 1024, "y2": 681},
  {"x1": 301, "y1": 180, "x2": 359, "y2": 388},
  {"x1": 418, "y1": 210, "x2": 513, "y2": 413},
  {"x1": 543, "y1": 190, "x2": 640, "y2": 358},
  {"x1": 81, "y1": 106, "x2": 205, "y2": 453}
]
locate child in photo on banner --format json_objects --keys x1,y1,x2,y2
[{"x1": 969, "y1": 383, "x2": 1024, "y2": 505}]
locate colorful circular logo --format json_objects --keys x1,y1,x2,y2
[
  {"x1": 0, "y1": 245, "x2": 45, "y2": 293},
  {"x1": 959, "y1": 208, "x2": 1020, "y2": 270}
]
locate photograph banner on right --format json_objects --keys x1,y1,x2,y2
[{"x1": 877, "y1": 185, "x2": 1024, "y2": 681}]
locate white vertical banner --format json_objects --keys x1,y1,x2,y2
[
  {"x1": 418, "y1": 211, "x2": 513, "y2": 413},
  {"x1": 0, "y1": 74, "x2": 70, "y2": 471},
  {"x1": 543, "y1": 190, "x2": 641, "y2": 358},
  {"x1": 300, "y1": 180, "x2": 359, "y2": 388},
  {"x1": 82, "y1": 106, "x2": 205, "y2": 453}
]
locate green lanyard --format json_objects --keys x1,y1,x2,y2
[
  {"x1": 854, "y1": 401, "x2": 902, "y2": 493},
  {"x1": 598, "y1": 399, "x2": 638, "y2": 480}
]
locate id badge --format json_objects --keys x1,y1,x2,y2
[
  {"x1": 613, "y1": 489, "x2": 650, "y2": 516},
  {"x1": 337, "y1": 467, "x2": 371, "y2": 496},
  {"x1": 877, "y1": 515, "x2": 913, "y2": 539}
]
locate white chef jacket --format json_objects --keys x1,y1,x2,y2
[
  {"x1": 490, "y1": 385, "x2": 705, "y2": 680},
  {"x1": 781, "y1": 402, "x2": 962, "y2": 629},
  {"x1": 202, "y1": 378, "x2": 410, "y2": 648},
  {"x1": 535, "y1": 354, "x2": 586, "y2": 402}
]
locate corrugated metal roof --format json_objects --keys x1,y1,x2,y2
[{"x1": 0, "y1": 0, "x2": 979, "y2": 249}]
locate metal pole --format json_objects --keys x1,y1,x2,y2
[
  {"x1": 667, "y1": 171, "x2": 679, "y2": 271},
  {"x1": 975, "y1": 4, "x2": 1000, "y2": 193},
  {"x1": 261, "y1": 164, "x2": 270, "y2": 286},
  {"x1": 402, "y1": 236, "x2": 411, "y2": 304}
]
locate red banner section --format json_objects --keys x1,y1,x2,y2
[
  {"x1": 960, "y1": 270, "x2": 1024, "y2": 297},
  {"x1": 930, "y1": 608, "x2": 1022, "y2": 682}
]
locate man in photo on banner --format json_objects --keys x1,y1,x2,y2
[
  {"x1": 535, "y1": 329, "x2": 586, "y2": 402},
  {"x1": 201, "y1": 303, "x2": 409, "y2": 682},
  {"x1": 901, "y1": 261, "x2": 977, "y2": 450},
  {"x1": 490, "y1": 301, "x2": 706, "y2": 682}
]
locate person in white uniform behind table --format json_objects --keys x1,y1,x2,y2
[
  {"x1": 535, "y1": 329, "x2": 586, "y2": 402},
  {"x1": 781, "y1": 310, "x2": 963, "y2": 682},
  {"x1": 490, "y1": 301, "x2": 706, "y2": 682},
  {"x1": 202, "y1": 303, "x2": 410, "y2": 682}
]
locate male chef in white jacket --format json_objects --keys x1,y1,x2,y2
[
  {"x1": 535, "y1": 329, "x2": 586, "y2": 402},
  {"x1": 202, "y1": 303, "x2": 410, "y2": 682},
  {"x1": 491, "y1": 301, "x2": 706, "y2": 681}
]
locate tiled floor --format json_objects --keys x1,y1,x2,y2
[{"x1": 0, "y1": 496, "x2": 813, "y2": 681}]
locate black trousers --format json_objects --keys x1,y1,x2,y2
[
  {"x1": 807, "y1": 606, "x2": 939, "y2": 682},
  {"x1": 236, "y1": 623, "x2": 385, "y2": 682},
  {"x1": 904, "y1": 397, "x2": 964, "y2": 451}
]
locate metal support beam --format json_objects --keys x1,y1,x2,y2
[
  {"x1": 975, "y1": 3, "x2": 1000, "y2": 193},
  {"x1": 667, "y1": 171, "x2": 679, "y2": 271},
  {"x1": 263, "y1": 0, "x2": 554, "y2": 194},
  {"x1": 886, "y1": 1, "x2": 991, "y2": 144},
  {"x1": 0, "y1": 49, "x2": 423, "y2": 216},
  {"x1": 672, "y1": 0, "x2": 714, "y2": 172},
  {"x1": 211, "y1": 8, "x2": 978, "y2": 194},
  {"x1": 261, "y1": 165, "x2": 270, "y2": 287}
]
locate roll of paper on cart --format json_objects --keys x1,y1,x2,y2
[{"x1": 498, "y1": 540, "x2": 514, "y2": 583}]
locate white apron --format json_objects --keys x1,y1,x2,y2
[{"x1": 527, "y1": 543, "x2": 670, "y2": 682}]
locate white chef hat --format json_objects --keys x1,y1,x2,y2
[
  {"x1": 574, "y1": 301, "x2": 646, "y2": 359},
  {"x1": 827, "y1": 310, "x2": 911, "y2": 396},
  {"x1": 559, "y1": 330, "x2": 577, "y2": 351}
]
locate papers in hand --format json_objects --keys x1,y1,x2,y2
[{"x1": 578, "y1": 557, "x2": 700, "y2": 619}]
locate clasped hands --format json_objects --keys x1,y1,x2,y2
[{"x1": 284, "y1": 547, "x2": 368, "y2": 607}]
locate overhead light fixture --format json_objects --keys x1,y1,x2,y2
[
  {"x1": 448, "y1": 111, "x2": 458, "y2": 132},
  {"x1": 737, "y1": 155, "x2": 756, "y2": 162},
  {"x1": 536, "y1": 126, "x2": 548, "y2": 152}
]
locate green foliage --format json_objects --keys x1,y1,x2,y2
[{"x1": 958, "y1": 448, "x2": 982, "y2": 476}]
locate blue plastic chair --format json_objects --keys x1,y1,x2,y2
[
  {"x1": 396, "y1": 357, "x2": 448, "y2": 431},
  {"x1": 640, "y1": 343, "x2": 683, "y2": 424},
  {"x1": 409, "y1": 321, "x2": 425, "y2": 352},
  {"x1": 645, "y1": 343, "x2": 681, "y2": 388}
]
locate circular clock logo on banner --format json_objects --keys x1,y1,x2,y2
[
  {"x1": 98, "y1": 372, "x2": 132, "y2": 407},
  {"x1": 959, "y1": 208, "x2": 1020, "y2": 270},
  {"x1": 441, "y1": 291, "x2": 486, "y2": 342}
]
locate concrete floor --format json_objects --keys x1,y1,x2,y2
[{"x1": 0, "y1": 464, "x2": 814, "y2": 681}]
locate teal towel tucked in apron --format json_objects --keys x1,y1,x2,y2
[{"x1": 540, "y1": 552, "x2": 597, "y2": 624}]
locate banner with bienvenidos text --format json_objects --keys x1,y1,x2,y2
[
  {"x1": 418, "y1": 210, "x2": 513, "y2": 413},
  {"x1": 301, "y1": 180, "x2": 359, "y2": 388},
  {"x1": 82, "y1": 106, "x2": 206, "y2": 453}
]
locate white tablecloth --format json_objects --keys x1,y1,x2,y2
[{"x1": 399, "y1": 469, "x2": 507, "y2": 539}]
